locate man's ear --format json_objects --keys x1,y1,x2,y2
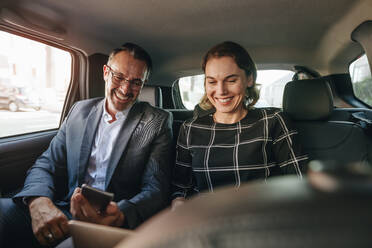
[{"x1": 103, "y1": 65, "x2": 109, "y2": 81}]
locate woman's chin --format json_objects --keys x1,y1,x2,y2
[{"x1": 214, "y1": 103, "x2": 243, "y2": 115}]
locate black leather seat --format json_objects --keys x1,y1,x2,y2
[
  {"x1": 117, "y1": 167, "x2": 372, "y2": 248},
  {"x1": 283, "y1": 78, "x2": 371, "y2": 166},
  {"x1": 167, "y1": 109, "x2": 193, "y2": 145}
]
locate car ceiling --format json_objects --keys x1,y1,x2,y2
[{"x1": 0, "y1": 0, "x2": 371, "y2": 86}]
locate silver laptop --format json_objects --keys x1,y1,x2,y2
[{"x1": 68, "y1": 220, "x2": 134, "y2": 248}]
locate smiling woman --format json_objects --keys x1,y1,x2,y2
[
  {"x1": 171, "y1": 41, "x2": 308, "y2": 209},
  {"x1": 204, "y1": 56, "x2": 252, "y2": 123}
]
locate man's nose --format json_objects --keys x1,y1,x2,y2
[{"x1": 119, "y1": 80, "x2": 132, "y2": 92}]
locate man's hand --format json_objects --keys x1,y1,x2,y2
[
  {"x1": 28, "y1": 196, "x2": 69, "y2": 246},
  {"x1": 70, "y1": 187, "x2": 124, "y2": 227}
]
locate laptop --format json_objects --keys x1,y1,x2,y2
[{"x1": 68, "y1": 220, "x2": 134, "y2": 248}]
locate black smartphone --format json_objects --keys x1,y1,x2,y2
[{"x1": 81, "y1": 184, "x2": 114, "y2": 212}]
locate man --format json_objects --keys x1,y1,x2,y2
[{"x1": 0, "y1": 43, "x2": 173, "y2": 247}]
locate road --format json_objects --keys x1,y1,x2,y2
[{"x1": 0, "y1": 109, "x2": 61, "y2": 138}]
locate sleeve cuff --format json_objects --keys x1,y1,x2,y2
[
  {"x1": 171, "y1": 191, "x2": 187, "y2": 200},
  {"x1": 117, "y1": 199, "x2": 141, "y2": 229}
]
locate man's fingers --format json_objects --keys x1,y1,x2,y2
[
  {"x1": 100, "y1": 202, "x2": 124, "y2": 227},
  {"x1": 71, "y1": 188, "x2": 81, "y2": 203},
  {"x1": 113, "y1": 212, "x2": 125, "y2": 227},
  {"x1": 80, "y1": 199, "x2": 99, "y2": 221},
  {"x1": 59, "y1": 218, "x2": 69, "y2": 236},
  {"x1": 36, "y1": 228, "x2": 54, "y2": 246},
  {"x1": 71, "y1": 188, "x2": 121, "y2": 226},
  {"x1": 100, "y1": 214, "x2": 120, "y2": 226},
  {"x1": 44, "y1": 230, "x2": 55, "y2": 243},
  {"x1": 72, "y1": 193, "x2": 99, "y2": 222},
  {"x1": 49, "y1": 222, "x2": 64, "y2": 240},
  {"x1": 71, "y1": 203, "x2": 85, "y2": 220},
  {"x1": 70, "y1": 188, "x2": 84, "y2": 218},
  {"x1": 31, "y1": 214, "x2": 51, "y2": 245},
  {"x1": 35, "y1": 231, "x2": 48, "y2": 246},
  {"x1": 36, "y1": 214, "x2": 67, "y2": 243},
  {"x1": 70, "y1": 193, "x2": 78, "y2": 215},
  {"x1": 29, "y1": 197, "x2": 69, "y2": 246},
  {"x1": 74, "y1": 187, "x2": 81, "y2": 194},
  {"x1": 70, "y1": 187, "x2": 81, "y2": 206},
  {"x1": 105, "y1": 202, "x2": 118, "y2": 215}
]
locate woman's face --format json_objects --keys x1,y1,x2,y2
[{"x1": 205, "y1": 56, "x2": 253, "y2": 115}]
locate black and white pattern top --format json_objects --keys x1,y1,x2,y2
[{"x1": 172, "y1": 108, "x2": 308, "y2": 198}]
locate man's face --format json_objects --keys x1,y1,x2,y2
[{"x1": 103, "y1": 51, "x2": 148, "y2": 115}]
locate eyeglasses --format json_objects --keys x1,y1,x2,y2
[{"x1": 106, "y1": 65, "x2": 144, "y2": 88}]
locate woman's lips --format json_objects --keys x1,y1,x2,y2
[{"x1": 216, "y1": 97, "x2": 233, "y2": 104}]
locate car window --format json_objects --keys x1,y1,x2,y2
[
  {"x1": 0, "y1": 30, "x2": 71, "y2": 138},
  {"x1": 176, "y1": 70, "x2": 294, "y2": 110},
  {"x1": 349, "y1": 54, "x2": 372, "y2": 106}
]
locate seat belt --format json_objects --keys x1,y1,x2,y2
[{"x1": 351, "y1": 111, "x2": 372, "y2": 137}]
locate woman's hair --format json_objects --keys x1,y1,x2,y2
[{"x1": 199, "y1": 41, "x2": 259, "y2": 110}]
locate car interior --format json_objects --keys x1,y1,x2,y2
[{"x1": 0, "y1": 0, "x2": 372, "y2": 247}]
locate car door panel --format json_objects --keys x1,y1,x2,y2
[{"x1": 0, "y1": 131, "x2": 57, "y2": 196}]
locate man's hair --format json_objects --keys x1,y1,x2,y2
[
  {"x1": 199, "y1": 41, "x2": 259, "y2": 110},
  {"x1": 107, "y1": 42, "x2": 153, "y2": 80}
]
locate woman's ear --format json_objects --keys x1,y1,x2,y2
[{"x1": 247, "y1": 75, "x2": 254, "y2": 88}]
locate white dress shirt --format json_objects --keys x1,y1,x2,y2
[{"x1": 84, "y1": 101, "x2": 132, "y2": 190}]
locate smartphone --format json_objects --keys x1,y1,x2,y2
[{"x1": 81, "y1": 184, "x2": 114, "y2": 212}]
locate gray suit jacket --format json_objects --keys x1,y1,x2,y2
[{"x1": 14, "y1": 98, "x2": 173, "y2": 229}]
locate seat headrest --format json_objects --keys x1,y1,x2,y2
[
  {"x1": 283, "y1": 78, "x2": 333, "y2": 121},
  {"x1": 88, "y1": 53, "x2": 108, "y2": 98},
  {"x1": 88, "y1": 53, "x2": 162, "y2": 107},
  {"x1": 138, "y1": 86, "x2": 163, "y2": 108}
]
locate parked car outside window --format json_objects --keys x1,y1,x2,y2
[{"x1": 0, "y1": 84, "x2": 42, "y2": 112}]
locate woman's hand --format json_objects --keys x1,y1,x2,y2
[{"x1": 171, "y1": 197, "x2": 186, "y2": 211}]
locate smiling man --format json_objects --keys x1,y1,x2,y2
[{"x1": 0, "y1": 43, "x2": 173, "y2": 247}]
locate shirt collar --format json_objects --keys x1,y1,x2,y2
[{"x1": 103, "y1": 99, "x2": 133, "y2": 123}]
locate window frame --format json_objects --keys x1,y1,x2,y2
[
  {"x1": 0, "y1": 25, "x2": 87, "y2": 138},
  {"x1": 347, "y1": 52, "x2": 372, "y2": 108},
  {"x1": 172, "y1": 79, "x2": 188, "y2": 109}
]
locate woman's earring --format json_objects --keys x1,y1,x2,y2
[{"x1": 244, "y1": 96, "x2": 252, "y2": 108}]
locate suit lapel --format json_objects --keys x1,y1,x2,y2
[
  {"x1": 78, "y1": 100, "x2": 104, "y2": 185},
  {"x1": 105, "y1": 102, "x2": 145, "y2": 189}
]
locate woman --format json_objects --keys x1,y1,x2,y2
[{"x1": 171, "y1": 41, "x2": 307, "y2": 208}]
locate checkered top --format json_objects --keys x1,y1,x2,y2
[{"x1": 172, "y1": 108, "x2": 308, "y2": 198}]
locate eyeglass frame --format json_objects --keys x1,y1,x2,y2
[{"x1": 105, "y1": 65, "x2": 145, "y2": 88}]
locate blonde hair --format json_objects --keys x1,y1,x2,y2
[{"x1": 199, "y1": 41, "x2": 259, "y2": 110}]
